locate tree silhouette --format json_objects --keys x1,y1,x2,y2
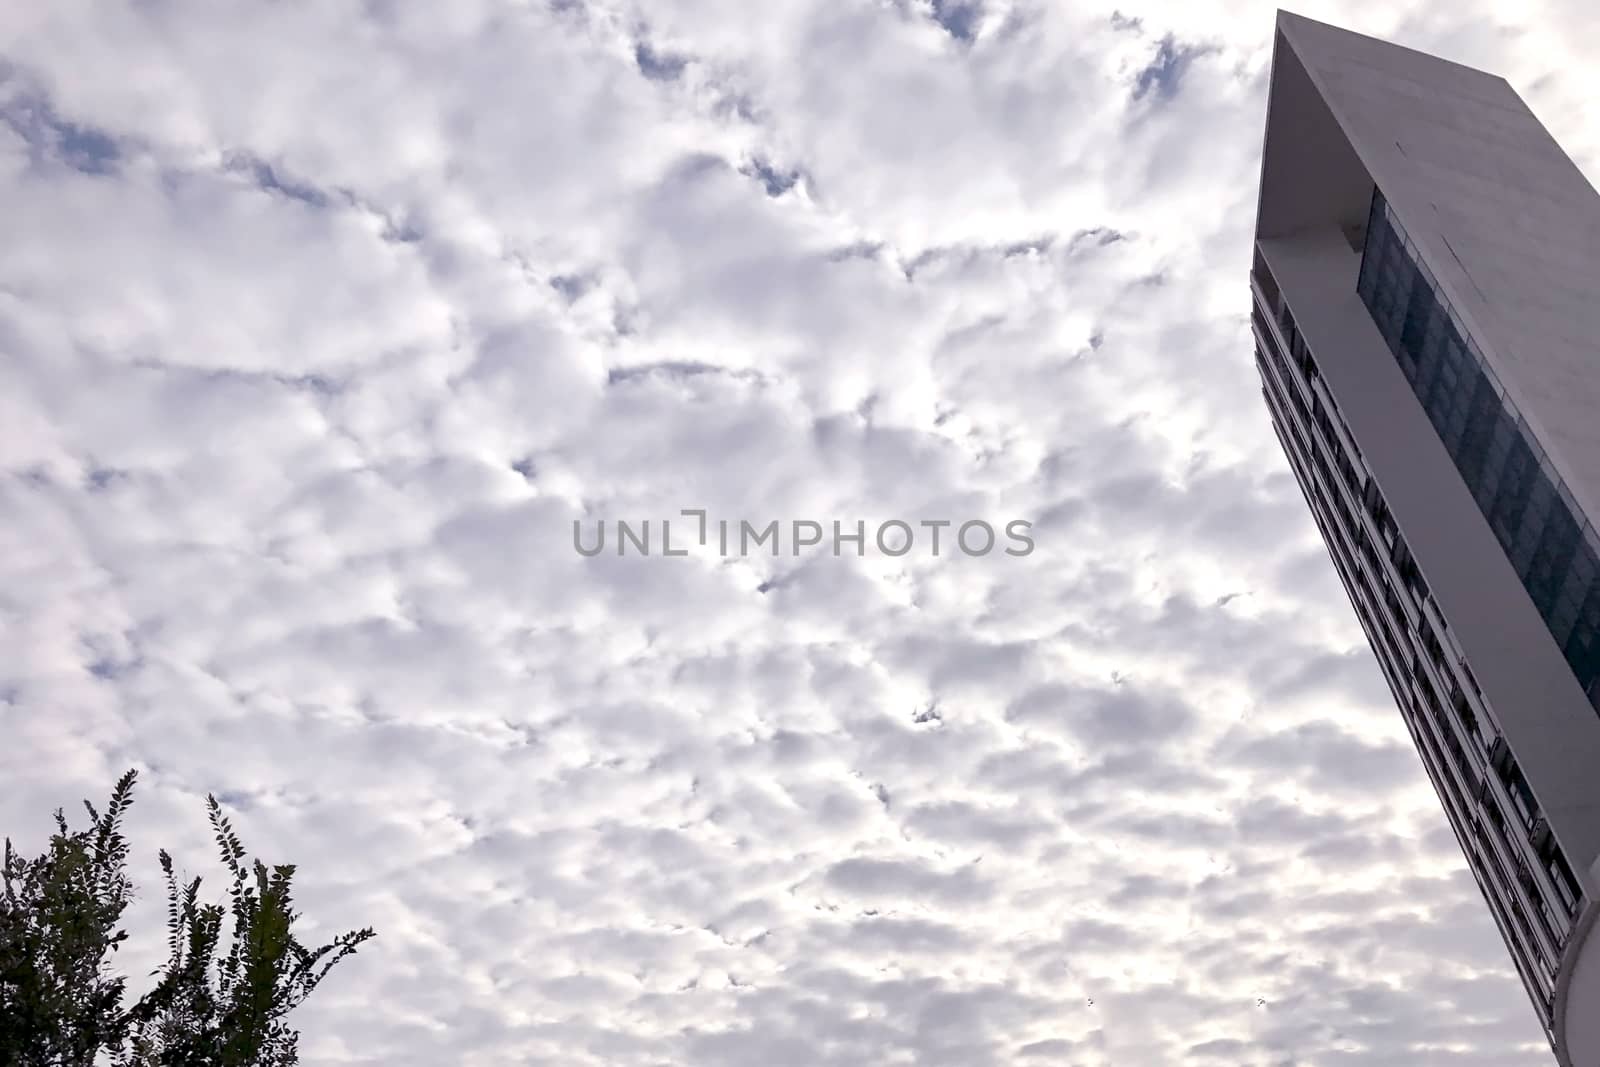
[{"x1": 1, "y1": 771, "x2": 373, "y2": 1066}]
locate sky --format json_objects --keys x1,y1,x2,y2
[{"x1": 1, "y1": 1, "x2": 1597, "y2": 1064}]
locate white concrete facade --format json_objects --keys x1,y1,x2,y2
[{"x1": 1252, "y1": 12, "x2": 1600, "y2": 1065}]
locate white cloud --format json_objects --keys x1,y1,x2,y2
[{"x1": 3, "y1": 1, "x2": 1591, "y2": 1064}]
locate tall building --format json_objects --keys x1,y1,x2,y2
[{"x1": 1250, "y1": 12, "x2": 1600, "y2": 1064}]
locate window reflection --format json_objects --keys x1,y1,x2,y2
[{"x1": 1357, "y1": 189, "x2": 1600, "y2": 715}]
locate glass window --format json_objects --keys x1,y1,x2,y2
[
  {"x1": 1359, "y1": 188, "x2": 1600, "y2": 719},
  {"x1": 1503, "y1": 764, "x2": 1540, "y2": 829},
  {"x1": 1252, "y1": 251, "x2": 1281, "y2": 312},
  {"x1": 1485, "y1": 795, "x2": 1507, "y2": 831},
  {"x1": 1546, "y1": 851, "x2": 1582, "y2": 916}
]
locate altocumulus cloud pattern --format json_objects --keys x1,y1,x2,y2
[{"x1": 2, "y1": 1, "x2": 1597, "y2": 1065}]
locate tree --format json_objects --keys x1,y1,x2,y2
[
  {"x1": 0, "y1": 772, "x2": 374, "y2": 1066},
  {"x1": 0, "y1": 770, "x2": 138, "y2": 1067}
]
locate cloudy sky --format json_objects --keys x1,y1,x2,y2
[{"x1": 2, "y1": 1, "x2": 1596, "y2": 1064}]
